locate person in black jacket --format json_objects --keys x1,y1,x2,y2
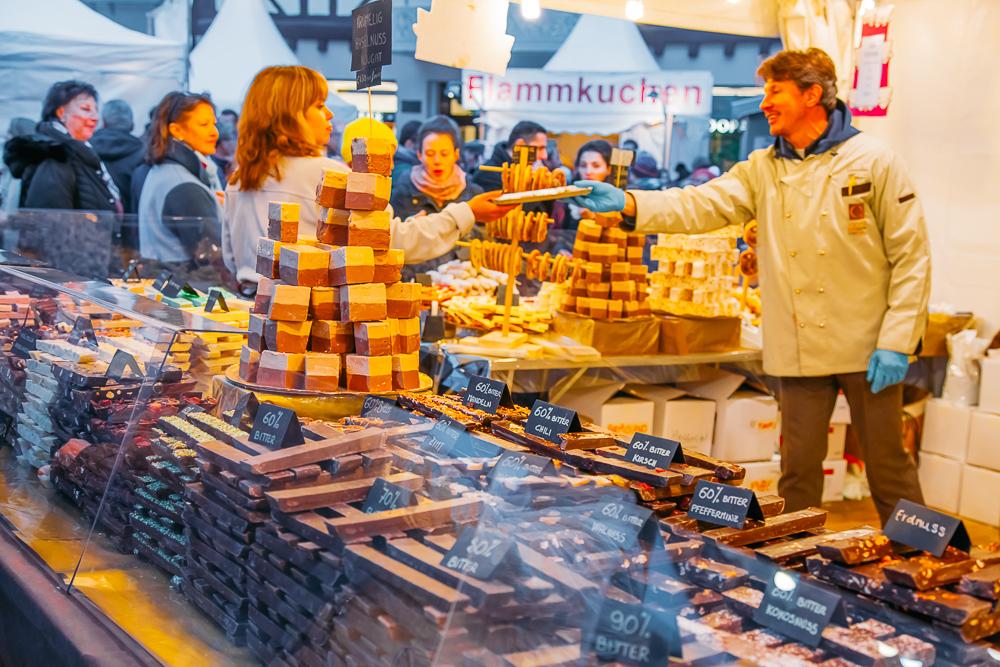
[
  {"x1": 2, "y1": 80, "x2": 121, "y2": 212},
  {"x1": 472, "y1": 120, "x2": 548, "y2": 192},
  {"x1": 390, "y1": 115, "x2": 484, "y2": 276},
  {"x1": 91, "y1": 99, "x2": 144, "y2": 213}
]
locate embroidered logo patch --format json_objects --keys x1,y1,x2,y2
[{"x1": 849, "y1": 203, "x2": 865, "y2": 220}]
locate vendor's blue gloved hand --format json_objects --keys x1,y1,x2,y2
[
  {"x1": 866, "y1": 349, "x2": 910, "y2": 394},
  {"x1": 568, "y1": 180, "x2": 626, "y2": 213}
]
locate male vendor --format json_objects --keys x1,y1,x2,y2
[{"x1": 572, "y1": 48, "x2": 930, "y2": 524}]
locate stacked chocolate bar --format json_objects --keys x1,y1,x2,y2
[
  {"x1": 242, "y1": 139, "x2": 422, "y2": 394},
  {"x1": 560, "y1": 218, "x2": 651, "y2": 319}
]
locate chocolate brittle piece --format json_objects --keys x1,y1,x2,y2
[{"x1": 816, "y1": 531, "x2": 893, "y2": 565}]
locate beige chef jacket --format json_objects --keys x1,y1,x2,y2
[{"x1": 631, "y1": 133, "x2": 930, "y2": 377}]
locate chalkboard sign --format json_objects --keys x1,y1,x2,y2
[
  {"x1": 105, "y1": 349, "x2": 143, "y2": 381},
  {"x1": 249, "y1": 403, "x2": 304, "y2": 450},
  {"x1": 121, "y1": 259, "x2": 141, "y2": 282},
  {"x1": 227, "y1": 390, "x2": 259, "y2": 428},
  {"x1": 463, "y1": 375, "x2": 513, "y2": 414},
  {"x1": 180, "y1": 404, "x2": 205, "y2": 417},
  {"x1": 488, "y1": 451, "x2": 554, "y2": 480},
  {"x1": 586, "y1": 498, "x2": 658, "y2": 549},
  {"x1": 361, "y1": 477, "x2": 415, "y2": 514},
  {"x1": 421, "y1": 313, "x2": 446, "y2": 343},
  {"x1": 421, "y1": 417, "x2": 466, "y2": 456},
  {"x1": 495, "y1": 287, "x2": 519, "y2": 307},
  {"x1": 413, "y1": 273, "x2": 433, "y2": 286},
  {"x1": 588, "y1": 598, "x2": 677, "y2": 666},
  {"x1": 160, "y1": 280, "x2": 182, "y2": 298},
  {"x1": 68, "y1": 316, "x2": 97, "y2": 348},
  {"x1": 753, "y1": 570, "x2": 841, "y2": 647},
  {"x1": 687, "y1": 480, "x2": 764, "y2": 529},
  {"x1": 625, "y1": 432, "x2": 683, "y2": 470},
  {"x1": 153, "y1": 270, "x2": 172, "y2": 291},
  {"x1": 11, "y1": 328, "x2": 38, "y2": 359},
  {"x1": 883, "y1": 499, "x2": 970, "y2": 557},
  {"x1": 205, "y1": 289, "x2": 229, "y2": 313},
  {"x1": 525, "y1": 400, "x2": 581, "y2": 444},
  {"x1": 351, "y1": 0, "x2": 391, "y2": 90},
  {"x1": 511, "y1": 145, "x2": 539, "y2": 165},
  {"x1": 360, "y1": 395, "x2": 409, "y2": 423},
  {"x1": 0, "y1": 413, "x2": 13, "y2": 444},
  {"x1": 441, "y1": 526, "x2": 515, "y2": 580}
]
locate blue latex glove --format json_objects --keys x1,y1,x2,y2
[
  {"x1": 866, "y1": 349, "x2": 910, "y2": 394},
  {"x1": 568, "y1": 180, "x2": 626, "y2": 213}
]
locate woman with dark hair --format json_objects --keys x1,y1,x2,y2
[
  {"x1": 2, "y1": 80, "x2": 121, "y2": 212},
  {"x1": 137, "y1": 91, "x2": 223, "y2": 263},
  {"x1": 555, "y1": 139, "x2": 613, "y2": 232}
]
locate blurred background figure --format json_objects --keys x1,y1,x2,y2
[
  {"x1": 683, "y1": 156, "x2": 719, "y2": 186},
  {"x1": 2, "y1": 80, "x2": 121, "y2": 212},
  {"x1": 628, "y1": 151, "x2": 663, "y2": 190},
  {"x1": 91, "y1": 99, "x2": 144, "y2": 213},
  {"x1": 0, "y1": 117, "x2": 36, "y2": 213},
  {"x1": 673, "y1": 161, "x2": 691, "y2": 184},
  {"x1": 459, "y1": 139, "x2": 485, "y2": 175},
  {"x1": 393, "y1": 119, "x2": 421, "y2": 180}
]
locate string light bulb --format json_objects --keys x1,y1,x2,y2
[
  {"x1": 625, "y1": 0, "x2": 644, "y2": 21},
  {"x1": 521, "y1": 0, "x2": 541, "y2": 20}
]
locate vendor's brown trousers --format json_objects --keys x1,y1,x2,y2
[{"x1": 776, "y1": 372, "x2": 924, "y2": 526}]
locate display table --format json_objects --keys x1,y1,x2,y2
[{"x1": 428, "y1": 345, "x2": 762, "y2": 400}]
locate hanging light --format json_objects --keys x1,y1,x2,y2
[
  {"x1": 625, "y1": 0, "x2": 644, "y2": 21},
  {"x1": 521, "y1": 0, "x2": 541, "y2": 20}
]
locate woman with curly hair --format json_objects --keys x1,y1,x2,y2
[{"x1": 223, "y1": 65, "x2": 513, "y2": 293}]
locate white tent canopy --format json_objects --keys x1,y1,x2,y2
[
  {"x1": 189, "y1": 0, "x2": 300, "y2": 111},
  {"x1": 543, "y1": 14, "x2": 659, "y2": 73},
  {"x1": 0, "y1": 0, "x2": 185, "y2": 134}
]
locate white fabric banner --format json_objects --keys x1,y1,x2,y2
[{"x1": 463, "y1": 68, "x2": 712, "y2": 134}]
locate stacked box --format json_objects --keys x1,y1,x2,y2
[
  {"x1": 560, "y1": 218, "x2": 651, "y2": 320},
  {"x1": 648, "y1": 230, "x2": 742, "y2": 317}
]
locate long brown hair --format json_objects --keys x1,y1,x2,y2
[
  {"x1": 229, "y1": 66, "x2": 329, "y2": 191},
  {"x1": 147, "y1": 91, "x2": 214, "y2": 164}
]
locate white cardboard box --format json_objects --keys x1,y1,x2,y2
[
  {"x1": 959, "y1": 464, "x2": 1000, "y2": 526},
  {"x1": 626, "y1": 385, "x2": 716, "y2": 455},
  {"x1": 831, "y1": 392, "x2": 851, "y2": 424},
  {"x1": 556, "y1": 381, "x2": 654, "y2": 440},
  {"x1": 918, "y1": 452, "x2": 963, "y2": 513},
  {"x1": 741, "y1": 457, "x2": 782, "y2": 496},
  {"x1": 679, "y1": 371, "x2": 779, "y2": 463},
  {"x1": 968, "y1": 410, "x2": 1000, "y2": 472},
  {"x1": 822, "y1": 458, "x2": 846, "y2": 502},
  {"x1": 827, "y1": 423, "x2": 846, "y2": 460},
  {"x1": 921, "y1": 398, "x2": 972, "y2": 461},
  {"x1": 980, "y1": 354, "x2": 1000, "y2": 415}
]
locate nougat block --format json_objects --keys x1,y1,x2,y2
[
  {"x1": 589, "y1": 243, "x2": 618, "y2": 264},
  {"x1": 590, "y1": 298, "x2": 609, "y2": 320},
  {"x1": 624, "y1": 300, "x2": 639, "y2": 318},
  {"x1": 316, "y1": 169, "x2": 348, "y2": 209},
  {"x1": 373, "y1": 249, "x2": 404, "y2": 284},
  {"x1": 577, "y1": 219, "x2": 603, "y2": 244},
  {"x1": 345, "y1": 354, "x2": 392, "y2": 393},
  {"x1": 354, "y1": 321, "x2": 392, "y2": 356},
  {"x1": 268, "y1": 284, "x2": 311, "y2": 321},
  {"x1": 572, "y1": 241, "x2": 590, "y2": 260},
  {"x1": 317, "y1": 207, "x2": 350, "y2": 246},
  {"x1": 310, "y1": 320, "x2": 354, "y2": 354},
  {"x1": 583, "y1": 262, "x2": 603, "y2": 285},
  {"x1": 611, "y1": 280, "x2": 634, "y2": 301},
  {"x1": 256, "y1": 238, "x2": 286, "y2": 279},
  {"x1": 610, "y1": 262, "x2": 631, "y2": 282},
  {"x1": 304, "y1": 353, "x2": 341, "y2": 391},
  {"x1": 345, "y1": 172, "x2": 391, "y2": 211},
  {"x1": 391, "y1": 352, "x2": 421, "y2": 390},
  {"x1": 339, "y1": 283, "x2": 387, "y2": 322},
  {"x1": 248, "y1": 314, "x2": 268, "y2": 351},
  {"x1": 256, "y1": 351, "x2": 305, "y2": 389},
  {"x1": 602, "y1": 226, "x2": 628, "y2": 250},
  {"x1": 586, "y1": 282, "x2": 610, "y2": 299},
  {"x1": 627, "y1": 232, "x2": 646, "y2": 248},
  {"x1": 267, "y1": 201, "x2": 300, "y2": 243},
  {"x1": 239, "y1": 345, "x2": 260, "y2": 383},
  {"x1": 389, "y1": 317, "x2": 420, "y2": 354},
  {"x1": 279, "y1": 245, "x2": 330, "y2": 287},
  {"x1": 570, "y1": 280, "x2": 588, "y2": 298},
  {"x1": 627, "y1": 246, "x2": 644, "y2": 265},
  {"x1": 348, "y1": 210, "x2": 391, "y2": 250},
  {"x1": 637, "y1": 300, "x2": 652, "y2": 317},
  {"x1": 310, "y1": 286, "x2": 340, "y2": 321},
  {"x1": 330, "y1": 246, "x2": 375, "y2": 286},
  {"x1": 351, "y1": 137, "x2": 394, "y2": 177},
  {"x1": 253, "y1": 277, "x2": 276, "y2": 315},
  {"x1": 576, "y1": 297, "x2": 592, "y2": 317},
  {"x1": 264, "y1": 320, "x2": 312, "y2": 354},
  {"x1": 607, "y1": 299, "x2": 624, "y2": 319},
  {"x1": 386, "y1": 282, "x2": 421, "y2": 319}
]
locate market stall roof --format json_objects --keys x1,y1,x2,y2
[
  {"x1": 524, "y1": 0, "x2": 781, "y2": 38},
  {"x1": 189, "y1": 0, "x2": 300, "y2": 110},
  {"x1": 543, "y1": 14, "x2": 659, "y2": 72},
  {"x1": 0, "y1": 0, "x2": 185, "y2": 135}
]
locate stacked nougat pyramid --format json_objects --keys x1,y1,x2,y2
[
  {"x1": 559, "y1": 218, "x2": 651, "y2": 320},
  {"x1": 239, "y1": 137, "x2": 423, "y2": 393}
]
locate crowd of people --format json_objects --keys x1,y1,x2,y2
[{"x1": 0, "y1": 63, "x2": 720, "y2": 294}]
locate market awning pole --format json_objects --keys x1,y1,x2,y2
[{"x1": 663, "y1": 110, "x2": 675, "y2": 177}]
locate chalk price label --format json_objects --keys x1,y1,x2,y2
[
  {"x1": 588, "y1": 598, "x2": 677, "y2": 666},
  {"x1": 625, "y1": 432, "x2": 683, "y2": 470},
  {"x1": 587, "y1": 498, "x2": 657, "y2": 548},
  {"x1": 361, "y1": 478, "x2": 415, "y2": 514},
  {"x1": 488, "y1": 451, "x2": 554, "y2": 480},
  {"x1": 883, "y1": 498, "x2": 970, "y2": 557},
  {"x1": 249, "y1": 403, "x2": 304, "y2": 450},
  {"x1": 441, "y1": 526, "x2": 515, "y2": 580},
  {"x1": 463, "y1": 375, "x2": 512, "y2": 414},
  {"x1": 687, "y1": 480, "x2": 764, "y2": 529},
  {"x1": 525, "y1": 400, "x2": 581, "y2": 444},
  {"x1": 753, "y1": 571, "x2": 841, "y2": 647}
]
